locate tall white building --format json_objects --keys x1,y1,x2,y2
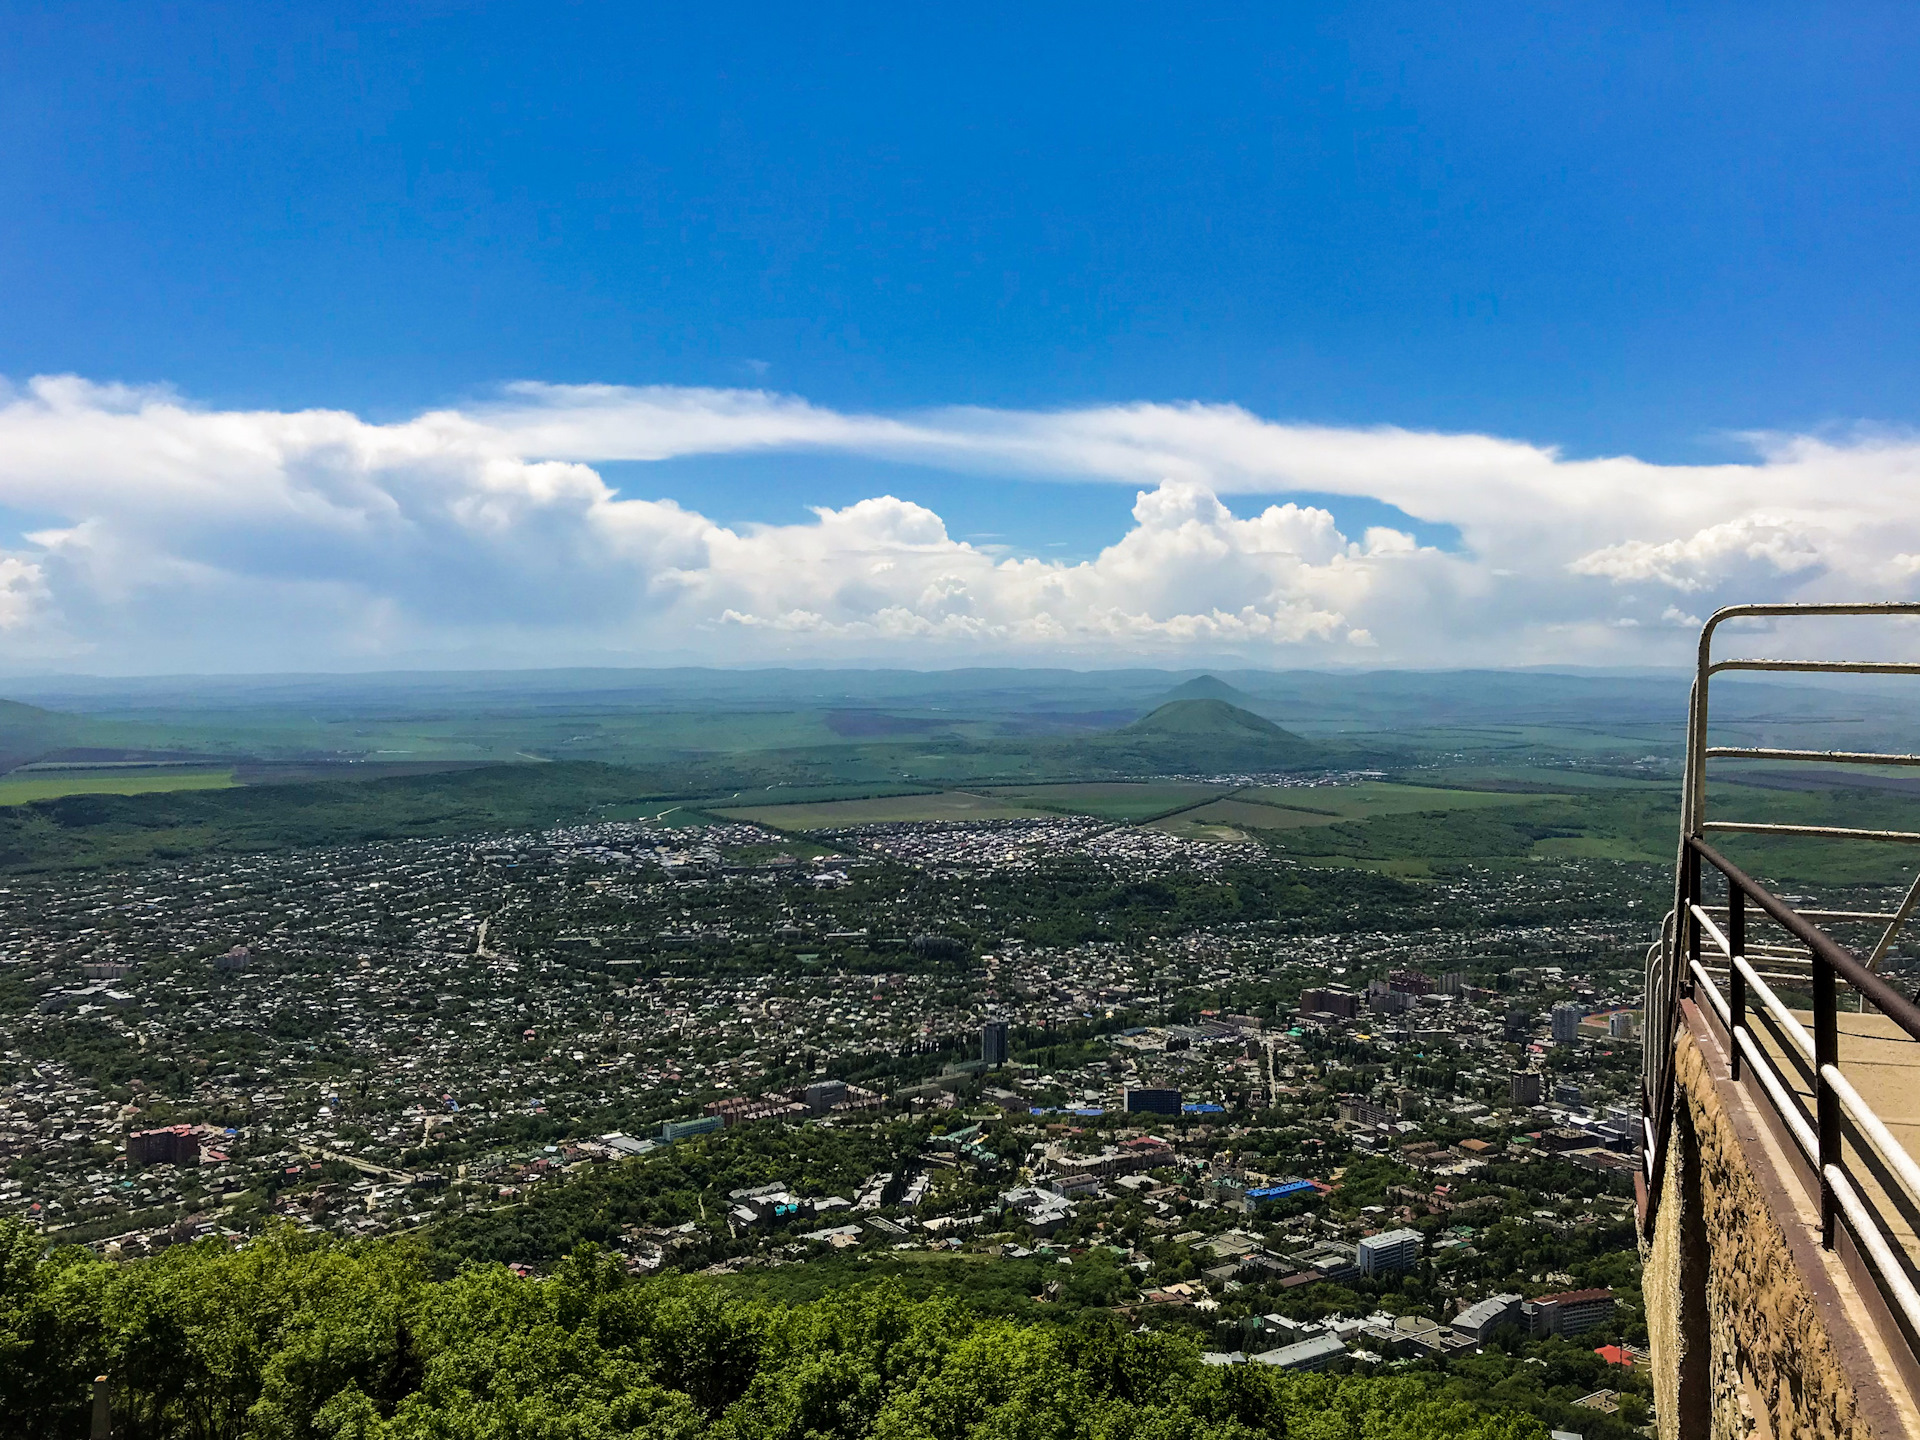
[{"x1": 1357, "y1": 1227, "x2": 1422, "y2": 1277}]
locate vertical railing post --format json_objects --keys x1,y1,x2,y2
[
  {"x1": 1813, "y1": 943, "x2": 1840, "y2": 1248},
  {"x1": 1728, "y1": 882, "x2": 1745, "y2": 1081},
  {"x1": 1684, "y1": 844, "x2": 1702, "y2": 997}
]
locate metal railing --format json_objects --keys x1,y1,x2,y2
[{"x1": 1642, "y1": 602, "x2": 1920, "y2": 1363}]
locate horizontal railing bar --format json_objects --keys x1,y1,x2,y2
[
  {"x1": 1825, "y1": 1165, "x2": 1920, "y2": 1344},
  {"x1": 1737, "y1": 956, "x2": 1817, "y2": 1064},
  {"x1": 1788, "y1": 912, "x2": 1901, "y2": 924},
  {"x1": 1690, "y1": 903, "x2": 1732, "y2": 957},
  {"x1": 1704, "y1": 599, "x2": 1920, "y2": 622},
  {"x1": 1691, "y1": 958, "x2": 1731, "y2": 1029},
  {"x1": 1691, "y1": 838, "x2": 1920, "y2": 1044},
  {"x1": 1753, "y1": 1004, "x2": 1817, "y2": 1088},
  {"x1": 1739, "y1": 1027, "x2": 1819, "y2": 1161},
  {"x1": 1703, "y1": 821, "x2": 1920, "y2": 843},
  {"x1": 1707, "y1": 747, "x2": 1920, "y2": 766},
  {"x1": 1696, "y1": 965, "x2": 1820, "y2": 989},
  {"x1": 1696, "y1": 907, "x2": 1902, "y2": 923},
  {"x1": 1824, "y1": 1064, "x2": 1920, "y2": 1222},
  {"x1": 1710, "y1": 659, "x2": 1920, "y2": 677}
]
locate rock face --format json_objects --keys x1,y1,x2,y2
[{"x1": 1643, "y1": 1016, "x2": 1919, "y2": 1440}]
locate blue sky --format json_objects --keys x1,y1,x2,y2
[{"x1": 0, "y1": 3, "x2": 1916, "y2": 670}]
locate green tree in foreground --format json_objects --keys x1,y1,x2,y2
[{"x1": 0, "y1": 1219, "x2": 1555, "y2": 1440}]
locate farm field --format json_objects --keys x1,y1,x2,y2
[
  {"x1": 0, "y1": 767, "x2": 238, "y2": 805},
  {"x1": 1415, "y1": 764, "x2": 1676, "y2": 792},
  {"x1": 1239, "y1": 780, "x2": 1573, "y2": 819},
  {"x1": 978, "y1": 781, "x2": 1225, "y2": 820},
  {"x1": 714, "y1": 791, "x2": 1055, "y2": 829},
  {"x1": 1154, "y1": 797, "x2": 1340, "y2": 835},
  {"x1": 1533, "y1": 833, "x2": 1668, "y2": 863}
]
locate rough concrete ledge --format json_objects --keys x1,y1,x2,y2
[{"x1": 1643, "y1": 1003, "x2": 1920, "y2": 1440}]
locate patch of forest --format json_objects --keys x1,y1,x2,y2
[{"x1": 1, "y1": 1219, "x2": 1627, "y2": 1439}]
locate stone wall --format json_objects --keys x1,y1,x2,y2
[{"x1": 1644, "y1": 1023, "x2": 1881, "y2": 1440}]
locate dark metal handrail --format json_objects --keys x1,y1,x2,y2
[
  {"x1": 1686, "y1": 835, "x2": 1920, "y2": 1285},
  {"x1": 1642, "y1": 602, "x2": 1920, "y2": 1364},
  {"x1": 1689, "y1": 837, "x2": 1920, "y2": 1042}
]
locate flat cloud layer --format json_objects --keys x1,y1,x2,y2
[{"x1": 2, "y1": 374, "x2": 1919, "y2": 671}]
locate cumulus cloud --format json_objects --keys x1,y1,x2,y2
[
  {"x1": 0, "y1": 374, "x2": 1918, "y2": 670},
  {"x1": 1569, "y1": 515, "x2": 1826, "y2": 592}
]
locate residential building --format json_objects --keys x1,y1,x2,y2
[
  {"x1": 981, "y1": 1018, "x2": 1010, "y2": 1066},
  {"x1": 1526, "y1": 1288, "x2": 1617, "y2": 1338},
  {"x1": 127, "y1": 1125, "x2": 201, "y2": 1167},
  {"x1": 1251, "y1": 1334, "x2": 1347, "y2": 1371},
  {"x1": 1124, "y1": 1086, "x2": 1180, "y2": 1116},
  {"x1": 1357, "y1": 1227, "x2": 1422, "y2": 1277},
  {"x1": 1551, "y1": 1003, "x2": 1584, "y2": 1044},
  {"x1": 1451, "y1": 1293, "x2": 1523, "y2": 1343}
]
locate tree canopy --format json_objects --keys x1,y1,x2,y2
[{"x1": 0, "y1": 1220, "x2": 1562, "y2": 1440}]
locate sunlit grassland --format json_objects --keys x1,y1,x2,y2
[{"x1": 0, "y1": 767, "x2": 238, "y2": 805}]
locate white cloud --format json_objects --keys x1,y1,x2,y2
[
  {"x1": 0, "y1": 374, "x2": 1918, "y2": 670},
  {"x1": 1569, "y1": 515, "x2": 1826, "y2": 592}
]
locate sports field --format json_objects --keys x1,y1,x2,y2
[{"x1": 0, "y1": 767, "x2": 239, "y2": 805}]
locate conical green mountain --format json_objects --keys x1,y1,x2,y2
[
  {"x1": 1123, "y1": 697, "x2": 1290, "y2": 738},
  {"x1": 1088, "y1": 697, "x2": 1324, "y2": 770},
  {"x1": 1154, "y1": 674, "x2": 1248, "y2": 705}
]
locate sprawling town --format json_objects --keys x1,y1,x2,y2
[{"x1": 0, "y1": 801, "x2": 1666, "y2": 1421}]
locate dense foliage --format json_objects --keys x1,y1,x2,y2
[{"x1": 0, "y1": 1220, "x2": 1565, "y2": 1440}]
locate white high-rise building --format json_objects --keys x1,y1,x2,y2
[{"x1": 1357, "y1": 1227, "x2": 1422, "y2": 1277}]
